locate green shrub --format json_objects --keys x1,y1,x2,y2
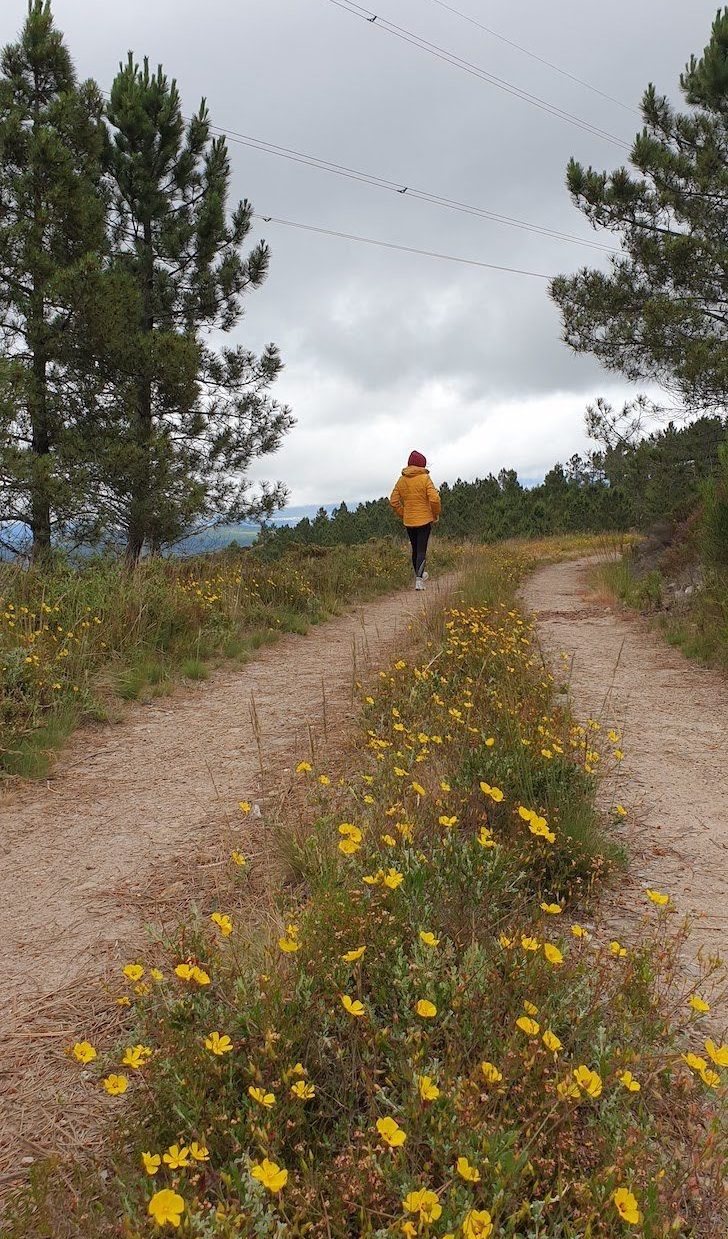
[{"x1": 701, "y1": 437, "x2": 728, "y2": 569}]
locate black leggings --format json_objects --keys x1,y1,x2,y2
[{"x1": 407, "y1": 523, "x2": 432, "y2": 577}]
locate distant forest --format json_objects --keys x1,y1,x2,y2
[{"x1": 259, "y1": 416, "x2": 728, "y2": 551}]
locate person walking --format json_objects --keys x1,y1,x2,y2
[{"x1": 389, "y1": 450, "x2": 442, "y2": 590}]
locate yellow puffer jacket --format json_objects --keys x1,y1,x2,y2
[{"x1": 389, "y1": 466, "x2": 442, "y2": 527}]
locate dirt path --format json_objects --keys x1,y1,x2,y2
[
  {"x1": 0, "y1": 577, "x2": 452, "y2": 1172},
  {"x1": 522, "y1": 557, "x2": 727, "y2": 1016}
]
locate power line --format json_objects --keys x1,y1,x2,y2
[
  {"x1": 252, "y1": 211, "x2": 552, "y2": 278},
  {"x1": 208, "y1": 122, "x2": 617, "y2": 255},
  {"x1": 325, "y1": 0, "x2": 631, "y2": 150},
  {"x1": 99, "y1": 100, "x2": 619, "y2": 260},
  {"x1": 420, "y1": 0, "x2": 640, "y2": 116}
]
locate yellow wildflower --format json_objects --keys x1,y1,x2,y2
[
  {"x1": 231, "y1": 850, "x2": 247, "y2": 866},
  {"x1": 341, "y1": 994, "x2": 365, "y2": 1018},
  {"x1": 521, "y1": 936, "x2": 539, "y2": 952},
  {"x1": 295, "y1": 761, "x2": 311, "y2": 774},
  {"x1": 291, "y1": 1080, "x2": 316, "y2": 1100},
  {"x1": 705, "y1": 1039, "x2": 728, "y2": 1067},
  {"x1": 204, "y1": 1032, "x2": 234, "y2": 1056},
  {"x1": 515, "y1": 1016, "x2": 540, "y2": 1037},
  {"x1": 613, "y1": 1187, "x2": 640, "y2": 1226},
  {"x1": 619, "y1": 1071, "x2": 640, "y2": 1092},
  {"x1": 456, "y1": 1156, "x2": 480, "y2": 1182},
  {"x1": 646, "y1": 889, "x2": 669, "y2": 906},
  {"x1": 162, "y1": 1144, "x2": 190, "y2": 1169},
  {"x1": 462, "y1": 1209, "x2": 493, "y2": 1238},
  {"x1": 102, "y1": 1074, "x2": 128, "y2": 1096},
  {"x1": 479, "y1": 781, "x2": 504, "y2": 802},
  {"x1": 480, "y1": 1061, "x2": 503, "y2": 1084},
  {"x1": 416, "y1": 999, "x2": 437, "y2": 1018},
  {"x1": 384, "y1": 868, "x2": 404, "y2": 889},
  {"x1": 122, "y1": 1044, "x2": 153, "y2": 1070},
  {"x1": 403, "y1": 1189, "x2": 442, "y2": 1223},
  {"x1": 209, "y1": 911, "x2": 231, "y2": 936},
  {"x1": 477, "y1": 826, "x2": 496, "y2": 848},
  {"x1": 540, "y1": 902, "x2": 562, "y2": 914},
  {"x1": 683, "y1": 1052, "x2": 707, "y2": 1072},
  {"x1": 542, "y1": 1029, "x2": 562, "y2": 1053},
  {"x1": 341, "y1": 946, "x2": 366, "y2": 963},
  {"x1": 142, "y1": 1152, "x2": 161, "y2": 1176},
  {"x1": 376, "y1": 1116, "x2": 406, "y2": 1147},
  {"x1": 411, "y1": 781, "x2": 426, "y2": 796},
  {"x1": 71, "y1": 1041, "x2": 97, "y2": 1064},
  {"x1": 543, "y1": 942, "x2": 564, "y2": 966},
  {"x1": 148, "y1": 1188, "x2": 185, "y2": 1228},
  {"x1": 248, "y1": 1086, "x2": 275, "y2": 1108},
  {"x1": 238, "y1": 800, "x2": 251, "y2": 814},
  {"x1": 419, "y1": 930, "x2": 440, "y2": 948},
  {"x1": 573, "y1": 1065, "x2": 603, "y2": 1098},
  {"x1": 418, "y1": 1074, "x2": 440, "y2": 1101},
  {"x1": 523, "y1": 1000, "x2": 538, "y2": 1014},
  {"x1": 122, "y1": 963, "x2": 144, "y2": 982},
  {"x1": 609, "y1": 941, "x2": 627, "y2": 958},
  {"x1": 251, "y1": 1158, "x2": 288, "y2": 1193},
  {"x1": 189, "y1": 1142, "x2": 209, "y2": 1162},
  {"x1": 700, "y1": 1066, "x2": 720, "y2": 1087},
  {"x1": 689, "y1": 995, "x2": 710, "y2": 1013}
]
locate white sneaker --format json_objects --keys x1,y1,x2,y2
[
  {"x1": 415, "y1": 577, "x2": 425, "y2": 591},
  {"x1": 422, "y1": 570, "x2": 429, "y2": 581}
]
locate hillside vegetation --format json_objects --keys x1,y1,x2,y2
[
  {"x1": 593, "y1": 435, "x2": 728, "y2": 671},
  {"x1": 259, "y1": 417, "x2": 727, "y2": 551},
  {"x1": 0, "y1": 538, "x2": 455, "y2": 778}
]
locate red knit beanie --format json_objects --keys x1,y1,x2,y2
[{"x1": 408, "y1": 450, "x2": 427, "y2": 467}]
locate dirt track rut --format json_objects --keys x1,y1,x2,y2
[{"x1": 522, "y1": 556, "x2": 727, "y2": 1016}]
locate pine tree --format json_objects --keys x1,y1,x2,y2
[
  {"x1": 0, "y1": 0, "x2": 106, "y2": 558},
  {"x1": 550, "y1": 7, "x2": 728, "y2": 414},
  {"x1": 102, "y1": 56, "x2": 293, "y2": 561}
]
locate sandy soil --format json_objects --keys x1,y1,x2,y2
[
  {"x1": 522, "y1": 557, "x2": 727, "y2": 1018},
  {"x1": 0, "y1": 576, "x2": 452, "y2": 1174}
]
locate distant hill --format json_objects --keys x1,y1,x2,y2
[{"x1": 1, "y1": 505, "x2": 356, "y2": 559}]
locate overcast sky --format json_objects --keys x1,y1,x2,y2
[{"x1": 2, "y1": 0, "x2": 718, "y2": 506}]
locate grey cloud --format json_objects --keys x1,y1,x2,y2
[{"x1": 3, "y1": 0, "x2": 719, "y2": 505}]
